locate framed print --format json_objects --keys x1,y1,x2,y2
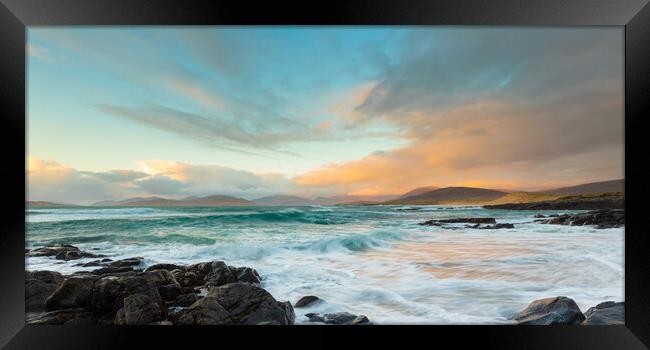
[{"x1": 1, "y1": 0, "x2": 649, "y2": 349}]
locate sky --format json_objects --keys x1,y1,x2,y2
[{"x1": 27, "y1": 27, "x2": 624, "y2": 204}]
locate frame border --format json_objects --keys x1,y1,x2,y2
[{"x1": 1, "y1": 0, "x2": 649, "y2": 348}]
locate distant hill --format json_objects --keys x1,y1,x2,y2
[
  {"x1": 27, "y1": 201, "x2": 74, "y2": 208},
  {"x1": 386, "y1": 187, "x2": 507, "y2": 205},
  {"x1": 539, "y1": 179, "x2": 624, "y2": 196},
  {"x1": 484, "y1": 192, "x2": 563, "y2": 205},
  {"x1": 316, "y1": 194, "x2": 399, "y2": 206},
  {"x1": 335, "y1": 200, "x2": 380, "y2": 206},
  {"x1": 399, "y1": 186, "x2": 440, "y2": 198},
  {"x1": 484, "y1": 192, "x2": 623, "y2": 210},
  {"x1": 93, "y1": 195, "x2": 251, "y2": 207},
  {"x1": 93, "y1": 197, "x2": 165, "y2": 206},
  {"x1": 253, "y1": 195, "x2": 316, "y2": 206}
]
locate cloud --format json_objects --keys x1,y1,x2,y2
[
  {"x1": 135, "y1": 175, "x2": 191, "y2": 195},
  {"x1": 295, "y1": 28, "x2": 624, "y2": 194},
  {"x1": 135, "y1": 160, "x2": 297, "y2": 197},
  {"x1": 27, "y1": 158, "x2": 130, "y2": 203},
  {"x1": 87, "y1": 170, "x2": 148, "y2": 183},
  {"x1": 27, "y1": 44, "x2": 51, "y2": 62},
  {"x1": 95, "y1": 103, "x2": 335, "y2": 152},
  {"x1": 27, "y1": 157, "x2": 298, "y2": 204}
]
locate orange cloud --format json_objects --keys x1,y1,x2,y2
[{"x1": 294, "y1": 99, "x2": 624, "y2": 195}]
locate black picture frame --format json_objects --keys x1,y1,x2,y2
[{"x1": 1, "y1": 0, "x2": 649, "y2": 349}]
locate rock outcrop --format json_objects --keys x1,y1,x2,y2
[
  {"x1": 25, "y1": 252, "x2": 292, "y2": 326},
  {"x1": 294, "y1": 295, "x2": 323, "y2": 308},
  {"x1": 26, "y1": 245, "x2": 105, "y2": 261},
  {"x1": 581, "y1": 301, "x2": 624, "y2": 325},
  {"x1": 535, "y1": 210, "x2": 624, "y2": 229},
  {"x1": 206, "y1": 283, "x2": 295, "y2": 325},
  {"x1": 511, "y1": 296, "x2": 586, "y2": 325},
  {"x1": 305, "y1": 312, "x2": 371, "y2": 325},
  {"x1": 419, "y1": 218, "x2": 496, "y2": 226}
]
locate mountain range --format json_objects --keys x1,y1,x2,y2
[{"x1": 27, "y1": 179, "x2": 624, "y2": 208}]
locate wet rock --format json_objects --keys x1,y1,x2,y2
[
  {"x1": 158, "y1": 284, "x2": 182, "y2": 301},
  {"x1": 204, "y1": 268, "x2": 236, "y2": 287},
  {"x1": 90, "y1": 270, "x2": 173, "y2": 314},
  {"x1": 581, "y1": 301, "x2": 624, "y2": 325},
  {"x1": 536, "y1": 210, "x2": 624, "y2": 229},
  {"x1": 230, "y1": 266, "x2": 262, "y2": 284},
  {"x1": 305, "y1": 312, "x2": 371, "y2": 325},
  {"x1": 145, "y1": 263, "x2": 185, "y2": 272},
  {"x1": 45, "y1": 276, "x2": 97, "y2": 311},
  {"x1": 419, "y1": 218, "x2": 496, "y2": 226},
  {"x1": 91, "y1": 266, "x2": 134, "y2": 275},
  {"x1": 534, "y1": 214, "x2": 546, "y2": 218},
  {"x1": 176, "y1": 297, "x2": 232, "y2": 325},
  {"x1": 207, "y1": 283, "x2": 295, "y2": 325},
  {"x1": 511, "y1": 296, "x2": 586, "y2": 325},
  {"x1": 172, "y1": 270, "x2": 203, "y2": 288},
  {"x1": 26, "y1": 279, "x2": 59, "y2": 312},
  {"x1": 172, "y1": 293, "x2": 199, "y2": 307},
  {"x1": 26, "y1": 308, "x2": 96, "y2": 325},
  {"x1": 109, "y1": 257, "x2": 144, "y2": 268},
  {"x1": 115, "y1": 294, "x2": 164, "y2": 325},
  {"x1": 26, "y1": 270, "x2": 64, "y2": 285},
  {"x1": 26, "y1": 245, "x2": 104, "y2": 261},
  {"x1": 294, "y1": 295, "x2": 322, "y2": 308},
  {"x1": 474, "y1": 223, "x2": 515, "y2": 229}
]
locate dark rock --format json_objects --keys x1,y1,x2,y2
[
  {"x1": 114, "y1": 294, "x2": 164, "y2": 325},
  {"x1": 172, "y1": 293, "x2": 199, "y2": 307},
  {"x1": 176, "y1": 297, "x2": 232, "y2": 325},
  {"x1": 90, "y1": 270, "x2": 174, "y2": 314},
  {"x1": 511, "y1": 296, "x2": 586, "y2": 325},
  {"x1": 158, "y1": 284, "x2": 182, "y2": 301},
  {"x1": 145, "y1": 263, "x2": 185, "y2": 272},
  {"x1": 187, "y1": 261, "x2": 228, "y2": 278},
  {"x1": 26, "y1": 270, "x2": 64, "y2": 285},
  {"x1": 26, "y1": 308, "x2": 96, "y2": 325},
  {"x1": 536, "y1": 210, "x2": 624, "y2": 229},
  {"x1": 419, "y1": 217, "x2": 496, "y2": 226},
  {"x1": 204, "y1": 268, "x2": 236, "y2": 287},
  {"x1": 581, "y1": 301, "x2": 624, "y2": 325},
  {"x1": 231, "y1": 266, "x2": 262, "y2": 284},
  {"x1": 109, "y1": 257, "x2": 144, "y2": 268},
  {"x1": 91, "y1": 266, "x2": 134, "y2": 275},
  {"x1": 305, "y1": 312, "x2": 325, "y2": 322},
  {"x1": 172, "y1": 270, "x2": 203, "y2": 288},
  {"x1": 45, "y1": 276, "x2": 97, "y2": 311},
  {"x1": 294, "y1": 295, "x2": 322, "y2": 308},
  {"x1": 475, "y1": 223, "x2": 515, "y2": 229},
  {"x1": 26, "y1": 279, "x2": 59, "y2": 312},
  {"x1": 305, "y1": 312, "x2": 371, "y2": 325},
  {"x1": 534, "y1": 214, "x2": 546, "y2": 218},
  {"x1": 26, "y1": 245, "x2": 104, "y2": 261},
  {"x1": 207, "y1": 283, "x2": 295, "y2": 325}
]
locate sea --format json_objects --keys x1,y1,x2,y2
[{"x1": 25, "y1": 205, "x2": 624, "y2": 324}]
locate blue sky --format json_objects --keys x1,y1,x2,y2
[{"x1": 27, "y1": 27, "x2": 624, "y2": 203}]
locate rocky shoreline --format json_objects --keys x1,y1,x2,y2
[
  {"x1": 510, "y1": 296, "x2": 624, "y2": 325},
  {"x1": 25, "y1": 245, "x2": 623, "y2": 325},
  {"x1": 417, "y1": 209, "x2": 624, "y2": 230},
  {"x1": 25, "y1": 245, "x2": 371, "y2": 325}
]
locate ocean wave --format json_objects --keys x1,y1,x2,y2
[
  {"x1": 27, "y1": 208, "x2": 355, "y2": 230},
  {"x1": 294, "y1": 230, "x2": 403, "y2": 253}
]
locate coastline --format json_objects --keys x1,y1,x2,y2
[
  {"x1": 25, "y1": 244, "x2": 624, "y2": 325},
  {"x1": 26, "y1": 206, "x2": 622, "y2": 324}
]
